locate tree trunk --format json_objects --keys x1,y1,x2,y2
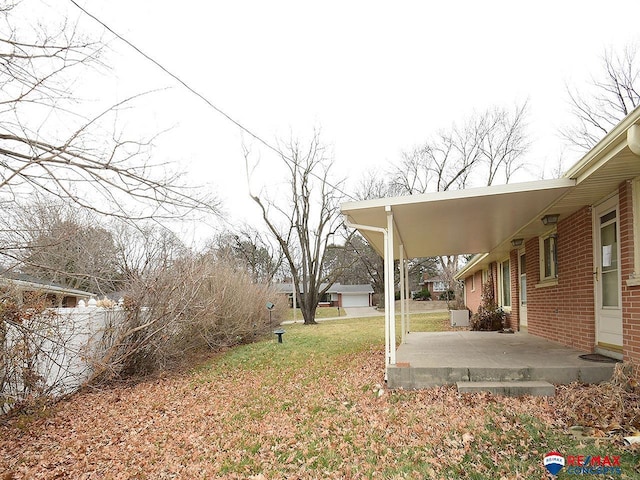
[{"x1": 301, "y1": 303, "x2": 318, "y2": 325}]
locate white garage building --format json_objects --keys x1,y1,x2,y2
[
  {"x1": 334, "y1": 284, "x2": 374, "y2": 307},
  {"x1": 276, "y1": 282, "x2": 374, "y2": 308}
]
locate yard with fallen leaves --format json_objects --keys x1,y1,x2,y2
[{"x1": 1, "y1": 313, "x2": 639, "y2": 479}]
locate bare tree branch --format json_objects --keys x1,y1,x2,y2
[
  {"x1": 0, "y1": 4, "x2": 220, "y2": 220},
  {"x1": 562, "y1": 42, "x2": 640, "y2": 151},
  {"x1": 390, "y1": 102, "x2": 529, "y2": 194},
  {"x1": 246, "y1": 131, "x2": 345, "y2": 325}
]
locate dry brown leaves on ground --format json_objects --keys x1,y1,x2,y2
[
  {"x1": 553, "y1": 362, "x2": 640, "y2": 437},
  {"x1": 0, "y1": 349, "x2": 638, "y2": 479}
]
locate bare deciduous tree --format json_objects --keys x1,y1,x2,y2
[
  {"x1": 386, "y1": 103, "x2": 530, "y2": 304},
  {"x1": 355, "y1": 169, "x2": 395, "y2": 200},
  {"x1": 247, "y1": 132, "x2": 346, "y2": 325},
  {"x1": 0, "y1": 3, "x2": 218, "y2": 220},
  {"x1": 110, "y1": 220, "x2": 187, "y2": 282},
  {"x1": 208, "y1": 225, "x2": 284, "y2": 284},
  {"x1": 563, "y1": 42, "x2": 640, "y2": 151},
  {"x1": 350, "y1": 171, "x2": 445, "y2": 306},
  {"x1": 390, "y1": 102, "x2": 530, "y2": 194},
  {"x1": 3, "y1": 200, "x2": 122, "y2": 294},
  {"x1": 480, "y1": 102, "x2": 529, "y2": 185}
]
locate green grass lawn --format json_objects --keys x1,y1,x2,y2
[
  {"x1": 402, "y1": 311, "x2": 450, "y2": 332},
  {"x1": 284, "y1": 306, "x2": 347, "y2": 321},
  {"x1": 283, "y1": 307, "x2": 450, "y2": 331},
  {"x1": 196, "y1": 314, "x2": 638, "y2": 478},
  {"x1": 2, "y1": 312, "x2": 638, "y2": 479}
]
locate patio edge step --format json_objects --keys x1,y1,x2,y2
[{"x1": 456, "y1": 380, "x2": 555, "y2": 397}]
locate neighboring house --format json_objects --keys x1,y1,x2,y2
[
  {"x1": 0, "y1": 273, "x2": 94, "y2": 308},
  {"x1": 341, "y1": 105, "x2": 640, "y2": 367},
  {"x1": 275, "y1": 282, "x2": 374, "y2": 308},
  {"x1": 419, "y1": 274, "x2": 448, "y2": 298}
]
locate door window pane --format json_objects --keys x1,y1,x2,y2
[
  {"x1": 501, "y1": 260, "x2": 510, "y2": 307},
  {"x1": 519, "y1": 254, "x2": 526, "y2": 305},
  {"x1": 543, "y1": 236, "x2": 556, "y2": 278},
  {"x1": 600, "y1": 217, "x2": 618, "y2": 307}
]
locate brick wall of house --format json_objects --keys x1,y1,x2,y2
[
  {"x1": 527, "y1": 205, "x2": 596, "y2": 352},
  {"x1": 508, "y1": 248, "x2": 519, "y2": 331},
  {"x1": 490, "y1": 262, "x2": 498, "y2": 300},
  {"x1": 464, "y1": 271, "x2": 483, "y2": 314},
  {"x1": 461, "y1": 180, "x2": 640, "y2": 362},
  {"x1": 619, "y1": 180, "x2": 640, "y2": 364}
]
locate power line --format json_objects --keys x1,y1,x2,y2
[{"x1": 68, "y1": 0, "x2": 356, "y2": 201}]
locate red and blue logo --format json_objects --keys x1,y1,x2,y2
[
  {"x1": 544, "y1": 451, "x2": 566, "y2": 476},
  {"x1": 543, "y1": 451, "x2": 622, "y2": 476}
]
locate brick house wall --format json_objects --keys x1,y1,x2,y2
[
  {"x1": 490, "y1": 262, "x2": 498, "y2": 299},
  {"x1": 460, "y1": 178, "x2": 640, "y2": 364},
  {"x1": 526, "y1": 205, "x2": 596, "y2": 352},
  {"x1": 507, "y1": 248, "x2": 519, "y2": 331},
  {"x1": 464, "y1": 271, "x2": 483, "y2": 314},
  {"x1": 619, "y1": 180, "x2": 640, "y2": 363},
  {"x1": 508, "y1": 180, "x2": 640, "y2": 363}
]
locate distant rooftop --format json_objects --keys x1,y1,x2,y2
[
  {"x1": 0, "y1": 272, "x2": 94, "y2": 297},
  {"x1": 275, "y1": 282, "x2": 373, "y2": 294}
]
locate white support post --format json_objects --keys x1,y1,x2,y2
[
  {"x1": 400, "y1": 244, "x2": 406, "y2": 344},
  {"x1": 405, "y1": 258, "x2": 411, "y2": 333},
  {"x1": 384, "y1": 231, "x2": 391, "y2": 367},
  {"x1": 386, "y1": 207, "x2": 396, "y2": 365}
]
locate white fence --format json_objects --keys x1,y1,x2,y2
[{"x1": 1, "y1": 303, "x2": 126, "y2": 413}]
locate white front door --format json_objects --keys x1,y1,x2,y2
[
  {"x1": 518, "y1": 249, "x2": 527, "y2": 330},
  {"x1": 594, "y1": 196, "x2": 623, "y2": 357}
]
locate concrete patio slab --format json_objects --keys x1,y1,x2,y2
[
  {"x1": 456, "y1": 381, "x2": 555, "y2": 397},
  {"x1": 388, "y1": 331, "x2": 616, "y2": 389}
]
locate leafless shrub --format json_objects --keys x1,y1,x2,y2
[
  {"x1": 0, "y1": 289, "x2": 82, "y2": 414},
  {"x1": 470, "y1": 277, "x2": 504, "y2": 331},
  {"x1": 90, "y1": 256, "x2": 285, "y2": 380}
]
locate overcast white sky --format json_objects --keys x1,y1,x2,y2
[{"x1": 31, "y1": 1, "x2": 640, "y2": 240}]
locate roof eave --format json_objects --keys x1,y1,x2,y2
[
  {"x1": 564, "y1": 104, "x2": 640, "y2": 181},
  {"x1": 455, "y1": 253, "x2": 489, "y2": 280}
]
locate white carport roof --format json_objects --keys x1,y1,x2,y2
[
  {"x1": 341, "y1": 105, "x2": 640, "y2": 268},
  {"x1": 341, "y1": 178, "x2": 575, "y2": 261}
]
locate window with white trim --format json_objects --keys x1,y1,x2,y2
[
  {"x1": 539, "y1": 230, "x2": 558, "y2": 282},
  {"x1": 433, "y1": 281, "x2": 446, "y2": 291},
  {"x1": 498, "y1": 259, "x2": 511, "y2": 308}
]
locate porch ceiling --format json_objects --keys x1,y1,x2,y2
[{"x1": 341, "y1": 178, "x2": 575, "y2": 260}]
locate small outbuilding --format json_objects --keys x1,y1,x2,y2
[
  {"x1": 0, "y1": 273, "x2": 94, "y2": 308},
  {"x1": 275, "y1": 282, "x2": 374, "y2": 308}
]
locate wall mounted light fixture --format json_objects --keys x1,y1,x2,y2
[
  {"x1": 541, "y1": 214, "x2": 560, "y2": 225},
  {"x1": 511, "y1": 238, "x2": 524, "y2": 247}
]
